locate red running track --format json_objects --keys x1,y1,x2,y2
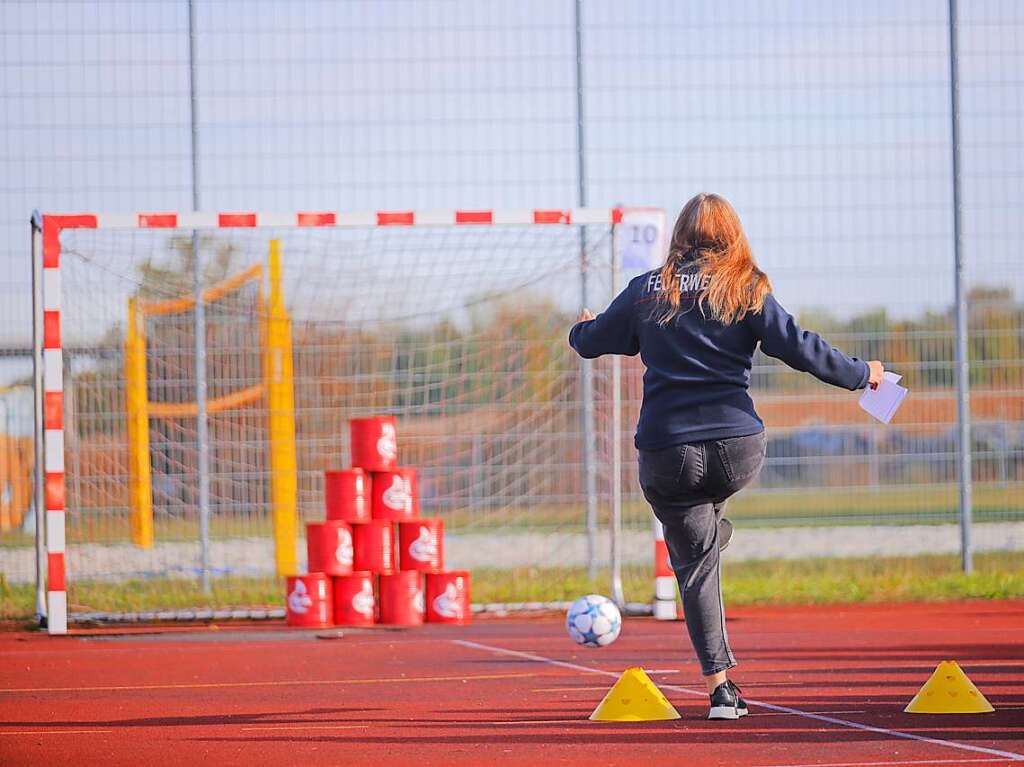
[{"x1": 1, "y1": 601, "x2": 1022, "y2": 767}]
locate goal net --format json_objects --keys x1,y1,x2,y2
[{"x1": 31, "y1": 209, "x2": 666, "y2": 632}]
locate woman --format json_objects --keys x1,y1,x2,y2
[{"x1": 569, "y1": 193, "x2": 883, "y2": 720}]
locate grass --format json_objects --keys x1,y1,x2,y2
[
  {"x1": 450, "y1": 483, "x2": 1024, "y2": 529},
  {"x1": 2, "y1": 483, "x2": 1022, "y2": 549},
  {"x1": 2, "y1": 551, "x2": 1021, "y2": 623},
  {"x1": 0, "y1": 575, "x2": 284, "y2": 624},
  {"x1": 719, "y1": 551, "x2": 1024, "y2": 605},
  {"x1": 720, "y1": 483, "x2": 1024, "y2": 526},
  {"x1": 472, "y1": 551, "x2": 1024, "y2": 606}
]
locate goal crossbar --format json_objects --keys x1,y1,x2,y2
[{"x1": 43, "y1": 207, "x2": 625, "y2": 235}]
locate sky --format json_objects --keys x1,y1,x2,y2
[{"x1": 1, "y1": 0, "x2": 1022, "y2": 389}]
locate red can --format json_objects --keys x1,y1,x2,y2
[
  {"x1": 325, "y1": 469, "x2": 371, "y2": 523},
  {"x1": 371, "y1": 468, "x2": 419, "y2": 521},
  {"x1": 425, "y1": 571, "x2": 471, "y2": 625},
  {"x1": 378, "y1": 571, "x2": 425, "y2": 626},
  {"x1": 350, "y1": 416, "x2": 398, "y2": 472},
  {"x1": 333, "y1": 572, "x2": 376, "y2": 627},
  {"x1": 285, "y1": 573, "x2": 333, "y2": 628},
  {"x1": 398, "y1": 519, "x2": 444, "y2": 572},
  {"x1": 351, "y1": 520, "x2": 395, "y2": 573},
  {"x1": 306, "y1": 521, "x2": 354, "y2": 576}
]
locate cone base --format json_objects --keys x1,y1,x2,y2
[{"x1": 590, "y1": 711, "x2": 682, "y2": 722}]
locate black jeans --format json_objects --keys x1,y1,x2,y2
[{"x1": 638, "y1": 431, "x2": 766, "y2": 675}]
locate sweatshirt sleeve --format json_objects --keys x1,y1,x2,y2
[
  {"x1": 568, "y1": 280, "x2": 640, "y2": 359},
  {"x1": 748, "y1": 294, "x2": 870, "y2": 390}
]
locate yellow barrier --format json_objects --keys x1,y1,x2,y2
[
  {"x1": 265, "y1": 239, "x2": 298, "y2": 577},
  {"x1": 125, "y1": 298, "x2": 154, "y2": 548},
  {"x1": 138, "y1": 263, "x2": 265, "y2": 316},
  {"x1": 0, "y1": 434, "x2": 33, "y2": 533},
  {"x1": 124, "y1": 252, "x2": 297, "y2": 572},
  {"x1": 148, "y1": 384, "x2": 265, "y2": 418}
]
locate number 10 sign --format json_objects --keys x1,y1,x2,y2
[{"x1": 617, "y1": 208, "x2": 666, "y2": 271}]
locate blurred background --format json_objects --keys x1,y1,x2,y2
[{"x1": 0, "y1": 1, "x2": 1021, "y2": 616}]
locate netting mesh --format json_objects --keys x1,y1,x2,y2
[
  {"x1": 142, "y1": 269, "x2": 267, "y2": 535},
  {"x1": 56, "y1": 224, "x2": 619, "y2": 594}
]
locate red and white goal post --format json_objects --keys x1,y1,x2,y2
[{"x1": 30, "y1": 206, "x2": 675, "y2": 634}]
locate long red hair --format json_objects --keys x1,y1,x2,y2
[{"x1": 657, "y1": 193, "x2": 771, "y2": 325}]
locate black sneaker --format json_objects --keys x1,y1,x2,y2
[
  {"x1": 718, "y1": 517, "x2": 734, "y2": 552},
  {"x1": 708, "y1": 680, "x2": 748, "y2": 720}
]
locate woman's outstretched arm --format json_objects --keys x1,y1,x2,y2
[
  {"x1": 568, "y1": 281, "x2": 640, "y2": 359},
  {"x1": 747, "y1": 293, "x2": 881, "y2": 390}
]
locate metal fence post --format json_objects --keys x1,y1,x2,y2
[
  {"x1": 948, "y1": 0, "x2": 973, "y2": 574},
  {"x1": 193, "y1": 236, "x2": 211, "y2": 592},
  {"x1": 574, "y1": 0, "x2": 598, "y2": 580},
  {"x1": 188, "y1": 0, "x2": 211, "y2": 591}
]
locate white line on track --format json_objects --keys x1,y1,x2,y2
[
  {"x1": 756, "y1": 759, "x2": 1016, "y2": 767},
  {"x1": 451, "y1": 639, "x2": 1024, "y2": 763},
  {"x1": 754, "y1": 709, "x2": 867, "y2": 717},
  {"x1": 532, "y1": 688, "x2": 870, "y2": 717}
]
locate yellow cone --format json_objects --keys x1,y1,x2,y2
[
  {"x1": 590, "y1": 667, "x2": 681, "y2": 722},
  {"x1": 904, "y1": 660, "x2": 995, "y2": 714}
]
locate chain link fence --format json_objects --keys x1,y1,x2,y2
[{"x1": 1, "y1": 1, "x2": 1021, "y2": 604}]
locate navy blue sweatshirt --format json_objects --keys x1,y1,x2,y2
[{"x1": 569, "y1": 265, "x2": 870, "y2": 450}]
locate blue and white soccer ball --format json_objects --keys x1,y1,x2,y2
[{"x1": 566, "y1": 594, "x2": 622, "y2": 647}]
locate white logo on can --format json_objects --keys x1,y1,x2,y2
[
  {"x1": 414, "y1": 587, "x2": 425, "y2": 615},
  {"x1": 382, "y1": 475, "x2": 412, "y2": 512},
  {"x1": 409, "y1": 526, "x2": 437, "y2": 563},
  {"x1": 351, "y1": 581, "x2": 375, "y2": 618},
  {"x1": 335, "y1": 528, "x2": 354, "y2": 567},
  {"x1": 377, "y1": 422, "x2": 397, "y2": 463},
  {"x1": 432, "y1": 582, "x2": 462, "y2": 619},
  {"x1": 287, "y1": 579, "x2": 313, "y2": 615}
]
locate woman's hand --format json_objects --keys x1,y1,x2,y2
[
  {"x1": 578, "y1": 308, "x2": 595, "y2": 322},
  {"x1": 867, "y1": 360, "x2": 885, "y2": 389}
]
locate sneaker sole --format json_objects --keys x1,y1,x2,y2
[{"x1": 708, "y1": 705, "x2": 749, "y2": 720}]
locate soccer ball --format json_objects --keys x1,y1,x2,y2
[{"x1": 566, "y1": 594, "x2": 622, "y2": 647}]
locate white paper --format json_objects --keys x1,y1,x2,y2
[{"x1": 859, "y1": 371, "x2": 908, "y2": 424}]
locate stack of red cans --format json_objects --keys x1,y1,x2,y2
[{"x1": 285, "y1": 415, "x2": 471, "y2": 629}]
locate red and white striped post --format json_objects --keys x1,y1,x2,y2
[
  {"x1": 34, "y1": 207, "x2": 634, "y2": 634},
  {"x1": 39, "y1": 214, "x2": 98, "y2": 634},
  {"x1": 653, "y1": 518, "x2": 679, "y2": 620}
]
